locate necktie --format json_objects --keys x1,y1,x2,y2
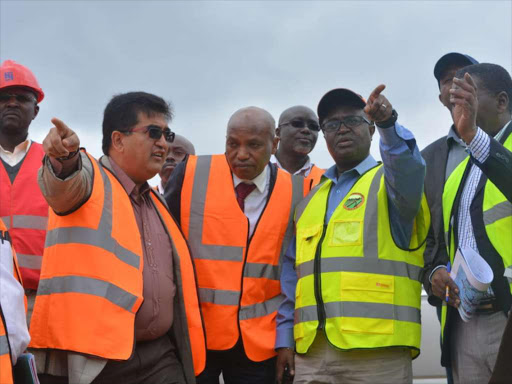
[{"x1": 235, "y1": 182, "x2": 257, "y2": 212}]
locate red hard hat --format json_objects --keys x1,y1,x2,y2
[{"x1": 0, "y1": 60, "x2": 44, "y2": 103}]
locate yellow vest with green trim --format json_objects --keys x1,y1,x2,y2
[
  {"x1": 441, "y1": 132, "x2": 512, "y2": 339},
  {"x1": 294, "y1": 164, "x2": 429, "y2": 358}
]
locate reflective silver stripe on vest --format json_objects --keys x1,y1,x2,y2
[
  {"x1": 504, "y1": 267, "x2": 512, "y2": 280},
  {"x1": 0, "y1": 216, "x2": 10, "y2": 229},
  {"x1": 198, "y1": 287, "x2": 240, "y2": 306},
  {"x1": 483, "y1": 201, "x2": 512, "y2": 226},
  {"x1": 0, "y1": 334, "x2": 9, "y2": 356},
  {"x1": 44, "y1": 163, "x2": 140, "y2": 269},
  {"x1": 363, "y1": 167, "x2": 384, "y2": 260},
  {"x1": 295, "y1": 301, "x2": 420, "y2": 325},
  {"x1": 12, "y1": 215, "x2": 48, "y2": 231},
  {"x1": 16, "y1": 253, "x2": 42, "y2": 270},
  {"x1": 188, "y1": 156, "x2": 244, "y2": 262},
  {"x1": 37, "y1": 275, "x2": 138, "y2": 312},
  {"x1": 244, "y1": 263, "x2": 280, "y2": 280},
  {"x1": 239, "y1": 294, "x2": 284, "y2": 320},
  {"x1": 297, "y1": 257, "x2": 422, "y2": 281}
]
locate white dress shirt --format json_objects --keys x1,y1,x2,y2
[
  {"x1": 0, "y1": 139, "x2": 32, "y2": 167},
  {"x1": 0, "y1": 236, "x2": 30, "y2": 364},
  {"x1": 232, "y1": 165, "x2": 270, "y2": 238},
  {"x1": 271, "y1": 155, "x2": 314, "y2": 177}
]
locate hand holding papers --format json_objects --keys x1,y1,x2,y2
[{"x1": 450, "y1": 247, "x2": 494, "y2": 322}]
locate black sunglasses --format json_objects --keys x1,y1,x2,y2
[
  {"x1": 0, "y1": 93, "x2": 37, "y2": 104},
  {"x1": 125, "y1": 125, "x2": 175, "y2": 143},
  {"x1": 279, "y1": 119, "x2": 320, "y2": 132}
]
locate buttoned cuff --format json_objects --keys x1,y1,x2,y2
[
  {"x1": 275, "y1": 327, "x2": 295, "y2": 350},
  {"x1": 468, "y1": 127, "x2": 490, "y2": 163}
]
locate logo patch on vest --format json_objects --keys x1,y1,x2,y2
[{"x1": 343, "y1": 193, "x2": 364, "y2": 210}]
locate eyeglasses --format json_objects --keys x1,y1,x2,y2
[
  {"x1": 0, "y1": 93, "x2": 36, "y2": 104},
  {"x1": 321, "y1": 116, "x2": 372, "y2": 133},
  {"x1": 279, "y1": 119, "x2": 320, "y2": 132},
  {"x1": 124, "y1": 125, "x2": 175, "y2": 143}
]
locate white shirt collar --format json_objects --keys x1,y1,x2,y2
[
  {"x1": 271, "y1": 154, "x2": 313, "y2": 176},
  {"x1": 232, "y1": 164, "x2": 268, "y2": 194}
]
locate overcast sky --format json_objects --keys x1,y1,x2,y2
[{"x1": 1, "y1": 0, "x2": 511, "y2": 185}]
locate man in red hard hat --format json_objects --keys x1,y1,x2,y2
[{"x1": 0, "y1": 60, "x2": 48, "y2": 326}]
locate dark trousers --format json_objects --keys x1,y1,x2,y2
[
  {"x1": 39, "y1": 333, "x2": 185, "y2": 384},
  {"x1": 436, "y1": 305, "x2": 454, "y2": 384},
  {"x1": 196, "y1": 339, "x2": 276, "y2": 384}
]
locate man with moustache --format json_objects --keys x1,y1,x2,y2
[
  {"x1": 276, "y1": 86, "x2": 429, "y2": 383},
  {"x1": 157, "y1": 134, "x2": 195, "y2": 193},
  {"x1": 30, "y1": 92, "x2": 205, "y2": 384},
  {"x1": 273, "y1": 106, "x2": 324, "y2": 188},
  {"x1": 165, "y1": 107, "x2": 304, "y2": 384}
]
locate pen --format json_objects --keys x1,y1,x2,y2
[{"x1": 445, "y1": 262, "x2": 451, "y2": 303}]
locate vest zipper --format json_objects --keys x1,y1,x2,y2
[
  {"x1": 314, "y1": 223, "x2": 328, "y2": 330},
  {"x1": 314, "y1": 183, "x2": 333, "y2": 331}
]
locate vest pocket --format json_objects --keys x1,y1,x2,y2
[
  {"x1": 296, "y1": 225, "x2": 323, "y2": 264},
  {"x1": 330, "y1": 220, "x2": 362, "y2": 246},
  {"x1": 338, "y1": 272, "x2": 395, "y2": 335}
]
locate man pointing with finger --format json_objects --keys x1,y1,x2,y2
[
  {"x1": 276, "y1": 85, "x2": 429, "y2": 384},
  {"x1": 30, "y1": 92, "x2": 205, "y2": 384}
]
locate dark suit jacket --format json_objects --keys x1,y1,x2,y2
[{"x1": 421, "y1": 136, "x2": 452, "y2": 306}]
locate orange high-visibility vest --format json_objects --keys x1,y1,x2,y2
[
  {"x1": 304, "y1": 164, "x2": 325, "y2": 193},
  {"x1": 0, "y1": 142, "x2": 48, "y2": 289},
  {"x1": 0, "y1": 218, "x2": 25, "y2": 384},
  {"x1": 29, "y1": 153, "x2": 206, "y2": 374},
  {"x1": 180, "y1": 155, "x2": 303, "y2": 362}
]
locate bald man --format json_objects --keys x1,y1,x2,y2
[
  {"x1": 165, "y1": 107, "x2": 305, "y2": 384},
  {"x1": 273, "y1": 106, "x2": 324, "y2": 188},
  {"x1": 157, "y1": 134, "x2": 195, "y2": 193}
]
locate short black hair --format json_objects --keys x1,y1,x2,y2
[
  {"x1": 455, "y1": 63, "x2": 512, "y2": 112},
  {"x1": 102, "y1": 91, "x2": 173, "y2": 155}
]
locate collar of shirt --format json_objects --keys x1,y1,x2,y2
[
  {"x1": 446, "y1": 125, "x2": 466, "y2": 148},
  {"x1": 108, "y1": 156, "x2": 151, "y2": 203},
  {"x1": 323, "y1": 154, "x2": 378, "y2": 185},
  {"x1": 0, "y1": 138, "x2": 32, "y2": 167},
  {"x1": 232, "y1": 164, "x2": 269, "y2": 194},
  {"x1": 271, "y1": 155, "x2": 313, "y2": 176},
  {"x1": 495, "y1": 120, "x2": 512, "y2": 142}
]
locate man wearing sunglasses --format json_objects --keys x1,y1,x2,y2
[
  {"x1": 0, "y1": 60, "x2": 48, "y2": 329},
  {"x1": 276, "y1": 86, "x2": 429, "y2": 383},
  {"x1": 30, "y1": 92, "x2": 205, "y2": 384},
  {"x1": 273, "y1": 106, "x2": 324, "y2": 189},
  {"x1": 165, "y1": 106, "x2": 304, "y2": 384}
]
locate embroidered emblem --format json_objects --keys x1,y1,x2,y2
[
  {"x1": 4, "y1": 72, "x2": 14, "y2": 81},
  {"x1": 343, "y1": 193, "x2": 364, "y2": 210}
]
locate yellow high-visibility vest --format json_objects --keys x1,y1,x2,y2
[{"x1": 294, "y1": 164, "x2": 429, "y2": 358}]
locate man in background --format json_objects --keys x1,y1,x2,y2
[
  {"x1": 273, "y1": 106, "x2": 324, "y2": 188},
  {"x1": 432, "y1": 63, "x2": 512, "y2": 384},
  {"x1": 0, "y1": 60, "x2": 47, "y2": 324},
  {"x1": 421, "y1": 52, "x2": 478, "y2": 384},
  {"x1": 157, "y1": 134, "x2": 195, "y2": 194}
]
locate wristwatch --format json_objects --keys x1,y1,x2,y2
[{"x1": 376, "y1": 109, "x2": 398, "y2": 129}]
